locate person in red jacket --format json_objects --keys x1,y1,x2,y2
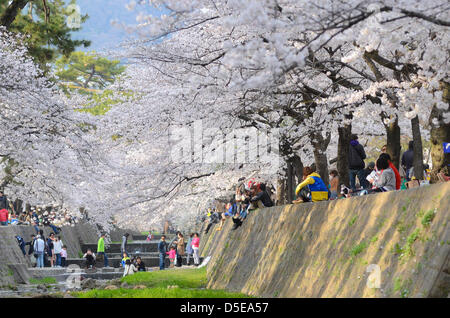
[
  {"x1": 0, "y1": 209, "x2": 9, "y2": 226},
  {"x1": 379, "y1": 153, "x2": 401, "y2": 190}
]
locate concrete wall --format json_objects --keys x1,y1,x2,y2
[
  {"x1": 201, "y1": 182, "x2": 450, "y2": 298},
  {"x1": 0, "y1": 223, "x2": 140, "y2": 286}
]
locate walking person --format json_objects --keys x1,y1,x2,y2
[
  {"x1": 186, "y1": 233, "x2": 194, "y2": 266},
  {"x1": 348, "y1": 134, "x2": 367, "y2": 191},
  {"x1": 97, "y1": 233, "x2": 109, "y2": 267},
  {"x1": 33, "y1": 235, "x2": 45, "y2": 268},
  {"x1": 191, "y1": 233, "x2": 200, "y2": 266},
  {"x1": 26, "y1": 235, "x2": 36, "y2": 267},
  {"x1": 121, "y1": 233, "x2": 129, "y2": 255},
  {"x1": 158, "y1": 235, "x2": 167, "y2": 270}
]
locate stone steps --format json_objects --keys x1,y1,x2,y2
[{"x1": 66, "y1": 256, "x2": 203, "y2": 268}]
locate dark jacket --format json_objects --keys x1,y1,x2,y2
[
  {"x1": 401, "y1": 141, "x2": 414, "y2": 170},
  {"x1": 0, "y1": 196, "x2": 8, "y2": 210},
  {"x1": 136, "y1": 262, "x2": 146, "y2": 271},
  {"x1": 250, "y1": 190, "x2": 274, "y2": 207},
  {"x1": 158, "y1": 240, "x2": 167, "y2": 254},
  {"x1": 26, "y1": 238, "x2": 36, "y2": 255},
  {"x1": 348, "y1": 141, "x2": 366, "y2": 170}
]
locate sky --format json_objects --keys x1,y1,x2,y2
[{"x1": 71, "y1": 0, "x2": 159, "y2": 54}]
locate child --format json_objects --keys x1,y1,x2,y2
[
  {"x1": 166, "y1": 246, "x2": 176, "y2": 268},
  {"x1": 60, "y1": 246, "x2": 67, "y2": 267},
  {"x1": 121, "y1": 252, "x2": 130, "y2": 268},
  {"x1": 146, "y1": 231, "x2": 153, "y2": 241},
  {"x1": 83, "y1": 248, "x2": 96, "y2": 269}
]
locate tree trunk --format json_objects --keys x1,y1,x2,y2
[
  {"x1": 428, "y1": 81, "x2": 450, "y2": 181},
  {"x1": 385, "y1": 117, "x2": 401, "y2": 169},
  {"x1": 286, "y1": 161, "x2": 294, "y2": 203},
  {"x1": 311, "y1": 132, "x2": 331, "y2": 186},
  {"x1": 276, "y1": 176, "x2": 286, "y2": 205},
  {"x1": 337, "y1": 124, "x2": 352, "y2": 188},
  {"x1": 411, "y1": 115, "x2": 424, "y2": 180},
  {"x1": 292, "y1": 154, "x2": 303, "y2": 186}
]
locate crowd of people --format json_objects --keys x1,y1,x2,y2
[
  {"x1": 158, "y1": 232, "x2": 200, "y2": 270},
  {"x1": 17, "y1": 230, "x2": 68, "y2": 268},
  {"x1": 201, "y1": 135, "x2": 444, "y2": 232},
  {"x1": 0, "y1": 194, "x2": 79, "y2": 234}
]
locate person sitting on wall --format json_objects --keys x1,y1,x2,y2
[
  {"x1": 293, "y1": 166, "x2": 329, "y2": 203},
  {"x1": 366, "y1": 156, "x2": 396, "y2": 193},
  {"x1": 248, "y1": 183, "x2": 274, "y2": 210},
  {"x1": 378, "y1": 153, "x2": 401, "y2": 190}
]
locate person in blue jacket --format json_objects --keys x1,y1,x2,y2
[
  {"x1": 158, "y1": 235, "x2": 167, "y2": 270},
  {"x1": 294, "y1": 166, "x2": 329, "y2": 203}
]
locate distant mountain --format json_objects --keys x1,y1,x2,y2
[{"x1": 71, "y1": 0, "x2": 159, "y2": 54}]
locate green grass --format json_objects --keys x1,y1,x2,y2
[
  {"x1": 349, "y1": 241, "x2": 367, "y2": 258},
  {"x1": 75, "y1": 287, "x2": 250, "y2": 298},
  {"x1": 73, "y1": 267, "x2": 251, "y2": 298},
  {"x1": 122, "y1": 267, "x2": 207, "y2": 289},
  {"x1": 29, "y1": 277, "x2": 57, "y2": 285},
  {"x1": 421, "y1": 209, "x2": 436, "y2": 227},
  {"x1": 348, "y1": 216, "x2": 358, "y2": 226}
]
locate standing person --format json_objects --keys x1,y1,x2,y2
[
  {"x1": 97, "y1": 233, "x2": 109, "y2": 267},
  {"x1": 33, "y1": 235, "x2": 45, "y2": 268},
  {"x1": 166, "y1": 247, "x2": 176, "y2": 268},
  {"x1": 0, "y1": 191, "x2": 8, "y2": 210},
  {"x1": 60, "y1": 246, "x2": 67, "y2": 267},
  {"x1": 348, "y1": 134, "x2": 367, "y2": 191},
  {"x1": 329, "y1": 170, "x2": 339, "y2": 200},
  {"x1": 186, "y1": 233, "x2": 194, "y2": 266},
  {"x1": 401, "y1": 141, "x2": 414, "y2": 181},
  {"x1": 26, "y1": 235, "x2": 36, "y2": 267},
  {"x1": 47, "y1": 233, "x2": 55, "y2": 267},
  {"x1": 174, "y1": 233, "x2": 185, "y2": 267},
  {"x1": 121, "y1": 233, "x2": 129, "y2": 255},
  {"x1": 53, "y1": 236, "x2": 63, "y2": 267},
  {"x1": 191, "y1": 233, "x2": 200, "y2": 266},
  {"x1": 123, "y1": 259, "x2": 137, "y2": 277},
  {"x1": 158, "y1": 235, "x2": 167, "y2": 270},
  {"x1": 294, "y1": 167, "x2": 329, "y2": 203},
  {"x1": 0, "y1": 208, "x2": 8, "y2": 226}
]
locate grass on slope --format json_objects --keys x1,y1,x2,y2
[{"x1": 73, "y1": 267, "x2": 250, "y2": 298}]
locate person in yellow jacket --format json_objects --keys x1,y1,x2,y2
[{"x1": 293, "y1": 167, "x2": 329, "y2": 203}]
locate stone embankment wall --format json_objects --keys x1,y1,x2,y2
[
  {"x1": 0, "y1": 223, "x2": 139, "y2": 286},
  {"x1": 200, "y1": 183, "x2": 450, "y2": 298}
]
